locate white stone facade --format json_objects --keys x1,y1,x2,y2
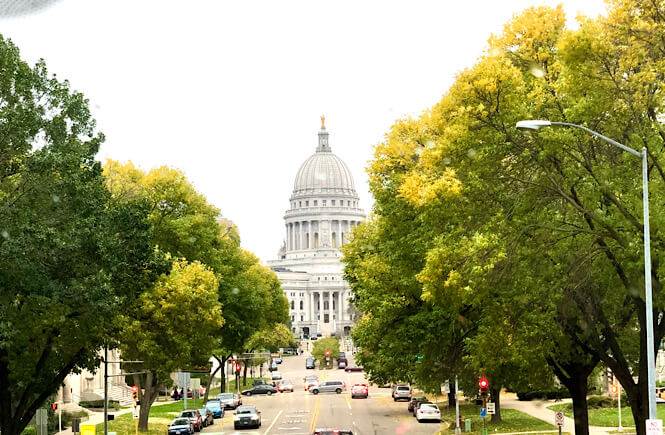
[{"x1": 268, "y1": 120, "x2": 364, "y2": 338}]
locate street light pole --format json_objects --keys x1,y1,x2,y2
[{"x1": 516, "y1": 120, "x2": 657, "y2": 420}]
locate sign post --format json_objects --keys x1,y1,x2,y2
[
  {"x1": 555, "y1": 411, "x2": 564, "y2": 435},
  {"x1": 133, "y1": 405, "x2": 140, "y2": 435}
]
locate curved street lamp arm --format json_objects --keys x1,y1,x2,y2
[{"x1": 550, "y1": 122, "x2": 641, "y2": 158}]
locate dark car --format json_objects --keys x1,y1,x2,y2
[
  {"x1": 408, "y1": 396, "x2": 429, "y2": 412},
  {"x1": 179, "y1": 409, "x2": 202, "y2": 432},
  {"x1": 306, "y1": 357, "x2": 316, "y2": 369},
  {"x1": 345, "y1": 366, "x2": 363, "y2": 372},
  {"x1": 241, "y1": 384, "x2": 278, "y2": 396},
  {"x1": 198, "y1": 408, "x2": 214, "y2": 427},
  {"x1": 311, "y1": 336, "x2": 318, "y2": 341},
  {"x1": 168, "y1": 417, "x2": 194, "y2": 435},
  {"x1": 316, "y1": 332, "x2": 323, "y2": 337}
]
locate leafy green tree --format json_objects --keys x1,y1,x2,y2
[
  {"x1": 0, "y1": 36, "x2": 158, "y2": 435},
  {"x1": 247, "y1": 324, "x2": 296, "y2": 352},
  {"x1": 312, "y1": 337, "x2": 340, "y2": 368},
  {"x1": 120, "y1": 259, "x2": 222, "y2": 429}
]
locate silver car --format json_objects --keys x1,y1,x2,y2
[
  {"x1": 392, "y1": 385, "x2": 412, "y2": 401},
  {"x1": 310, "y1": 380, "x2": 346, "y2": 394},
  {"x1": 217, "y1": 392, "x2": 241, "y2": 409},
  {"x1": 234, "y1": 405, "x2": 262, "y2": 429}
]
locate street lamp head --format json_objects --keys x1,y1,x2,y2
[{"x1": 515, "y1": 120, "x2": 552, "y2": 130}]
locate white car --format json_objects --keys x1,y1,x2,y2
[
  {"x1": 271, "y1": 371, "x2": 282, "y2": 381},
  {"x1": 416, "y1": 403, "x2": 441, "y2": 423}
]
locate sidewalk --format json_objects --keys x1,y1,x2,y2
[
  {"x1": 501, "y1": 394, "x2": 628, "y2": 435},
  {"x1": 55, "y1": 400, "x2": 176, "y2": 435}
]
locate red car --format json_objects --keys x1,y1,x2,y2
[
  {"x1": 345, "y1": 366, "x2": 363, "y2": 372},
  {"x1": 351, "y1": 384, "x2": 368, "y2": 399},
  {"x1": 179, "y1": 409, "x2": 203, "y2": 432}
]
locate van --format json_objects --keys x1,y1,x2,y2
[{"x1": 310, "y1": 380, "x2": 346, "y2": 394}]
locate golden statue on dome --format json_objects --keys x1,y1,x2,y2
[{"x1": 321, "y1": 115, "x2": 325, "y2": 129}]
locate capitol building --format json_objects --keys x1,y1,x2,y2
[{"x1": 268, "y1": 118, "x2": 365, "y2": 338}]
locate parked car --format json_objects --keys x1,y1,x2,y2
[
  {"x1": 311, "y1": 336, "x2": 318, "y2": 341},
  {"x1": 241, "y1": 384, "x2": 278, "y2": 396},
  {"x1": 337, "y1": 352, "x2": 348, "y2": 366},
  {"x1": 306, "y1": 357, "x2": 316, "y2": 369},
  {"x1": 415, "y1": 403, "x2": 441, "y2": 423},
  {"x1": 304, "y1": 376, "x2": 319, "y2": 391},
  {"x1": 408, "y1": 396, "x2": 429, "y2": 413},
  {"x1": 234, "y1": 405, "x2": 262, "y2": 429},
  {"x1": 313, "y1": 429, "x2": 353, "y2": 434},
  {"x1": 271, "y1": 371, "x2": 282, "y2": 382},
  {"x1": 345, "y1": 366, "x2": 363, "y2": 372},
  {"x1": 168, "y1": 417, "x2": 194, "y2": 435},
  {"x1": 351, "y1": 384, "x2": 368, "y2": 399},
  {"x1": 338, "y1": 361, "x2": 347, "y2": 369},
  {"x1": 198, "y1": 408, "x2": 214, "y2": 427},
  {"x1": 392, "y1": 385, "x2": 412, "y2": 401},
  {"x1": 217, "y1": 392, "x2": 242, "y2": 409},
  {"x1": 316, "y1": 332, "x2": 323, "y2": 337},
  {"x1": 412, "y1": 400, "x2": 433, "y2": 417},
  {"x1": 269, "y1": 361, "x2": 278, "y2": 371},
  {"x1": 277, "y1": 380, "x2": 294, "y2": 393},
  {"x1": 204, "y1": 400, "x2": 224, "y2": 418},
  {"x1": 179, "y1": 409, "x2": 203, "y2": 432},
  {"x1": 310, "y1": 380, "x2": 346, "y2": 395}
]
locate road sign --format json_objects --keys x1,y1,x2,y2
[
  {"x1": 555, "y1": 411, "x2": 564, "y2": 427},
  {"x1": 646, "y1": 419, "x2": 663, "y2": 435},
  {"x1": 325, "y1": 350, "x2": 331, "y2": 357},
  {"x1": 487, "y1": 402, "x2": 495, "y2": 414},
  {"x1": 480, "y1": 407, "x2": 486, "y2": 418},
  {"x1": 133, "y1": 405, "x2": 140, "y2": 419}
]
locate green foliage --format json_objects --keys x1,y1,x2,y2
[
  {"x1": 247, "y1": 323, "x2": 296, "y2": 352},
  {"x1": 311, "y1": 337, "x2": 340, "y2": 367},
  {"x1": 0, "y1": 35, "x2": 159, "y2": 435}
]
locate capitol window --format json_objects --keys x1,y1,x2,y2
[
  {"x1": 332, "y1": 200, "x2": 335, "y2": 206},
  {"x1": 313, "y1": 200, "x2": 318, "y2": 206},
  {"x1": 347, "y1": 200, "x2": 350, "y2": 206},
  {"x1": 300, "y1": 301, "x2": 303, "y2": 309},
  {"x1": 322, "y1": 200, "x2": 327, "y2": 206},
  {"x1": 299, "y1": 201, "x2": 302, "y2": 207},
  {"x1": 306, "y1": 200, "x2": 309, "y2": 206}
]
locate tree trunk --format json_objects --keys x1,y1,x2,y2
[
  {"x1": 490, "y1": 386, "x2": 501, "y2": 423},
  {"x1": 136, "y1": 372, "x2": 159, "y2": 432},
  {"x1": 447, "y1": 383, "x2": 456, "y2": 409},
  {"x1": 204, "y1": 357, "x2": 223, "y2": 403},
  {"x1": 547, "y1": 354, "x2": 598, "y2": 435}
]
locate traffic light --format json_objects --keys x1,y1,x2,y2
[
  {"x1": 479, "y1": 378, "x2": 489, "y2": 396},
  {"x1": 131, "y1": 385, "x2": 138, "y2": 401},
  {"x1": 236, "y1": 364, "x2": 241, "y2": 373},
  {"x1": 611, "y1": 384, "x2": 619, "y2": 394},
  {"x1": 51, "y1": 402, "x2": 57, "y2": 411}
]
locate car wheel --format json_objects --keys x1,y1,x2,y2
[
  {"x1": 267, "y1": 391, "x2": 272, "y2": 395},
  {"x1": 336, "y1": 388, "x2": 342, "y2": 394},
  {"x1": 312, "y1": 389, "x2": 319, "y2": 395},
  {"x1": 246, "y1": 391, "x2": 252, "y2": 396}
]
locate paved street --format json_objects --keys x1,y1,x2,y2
[{"x1": 200, "y1": 352, "x2": 441, "y2": 435}]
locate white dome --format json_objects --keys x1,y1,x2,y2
[{"x1": 292, "y1": 151, "x2": 357, "y2": 198}]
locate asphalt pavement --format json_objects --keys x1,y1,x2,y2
[{"x1": 199, "y1": 349, "x2": 441, "y2": 435}]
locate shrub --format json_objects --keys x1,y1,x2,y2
[
  {"x1": 517, "y1": 388, "x2": 571, "y2": 401},
  {"x1": 586, "y1": 395, "x2": 617, "y2": 408},
  {"x1": 79, "y1": 400, "x2": 120, "y2": 410}
]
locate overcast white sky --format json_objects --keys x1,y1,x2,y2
[{"x1": 0, "y1": 0, "x2": 607, "y2": 263}]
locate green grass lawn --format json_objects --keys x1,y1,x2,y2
[
  {"x1": 547, "y1": 403, "x2": 660, "y2": 427},
  {"x1": 96, "y1": 377, "x2": 269, "y2": 434},
  {"x1": 437, "y1": 403, "x2": 557, "y2": 434}
]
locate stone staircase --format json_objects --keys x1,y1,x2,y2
[{"x1": 93, "y1": 385, "x2": 134, "y2": 407}]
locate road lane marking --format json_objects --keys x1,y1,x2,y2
[
  {"x1": 346, "y1": 396, "x2": 352, "y2": 409},
  {"x1": 309, "y1": 397, "x2": 321, "y2": 433},
  {"x1": 263, "y1": 409, "x2": 282, "y2": 435}
]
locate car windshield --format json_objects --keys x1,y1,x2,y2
[
  {"x1": 421, "y1": 404, "x2": 438, "y2": 410},
  {"x1": 180, "y1": 411, "x2": 194, "y2": 417},
  {"x1": 237, "y1": 407, "x2": 255, "y2": 414},
  {"x1": 218, "y1": 393, "x2": 233, "y2": 399},
  {"x1": 172, "y1": 418, "x2": 189, "y2": 425},
  {"x1": 206, "y1": 401, "x2": 220, "y2": 407}
]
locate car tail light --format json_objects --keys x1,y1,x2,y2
[
  {"x1": 435, "y1": 410, "x2": 440, "y2": 413},
  {"x1": 333, "y1": 430, "x2": 340, "y2": 434}
]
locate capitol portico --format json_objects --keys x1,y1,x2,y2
[{"x1": 268, "y1": 118, "x2": 364, "y2": 338}]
